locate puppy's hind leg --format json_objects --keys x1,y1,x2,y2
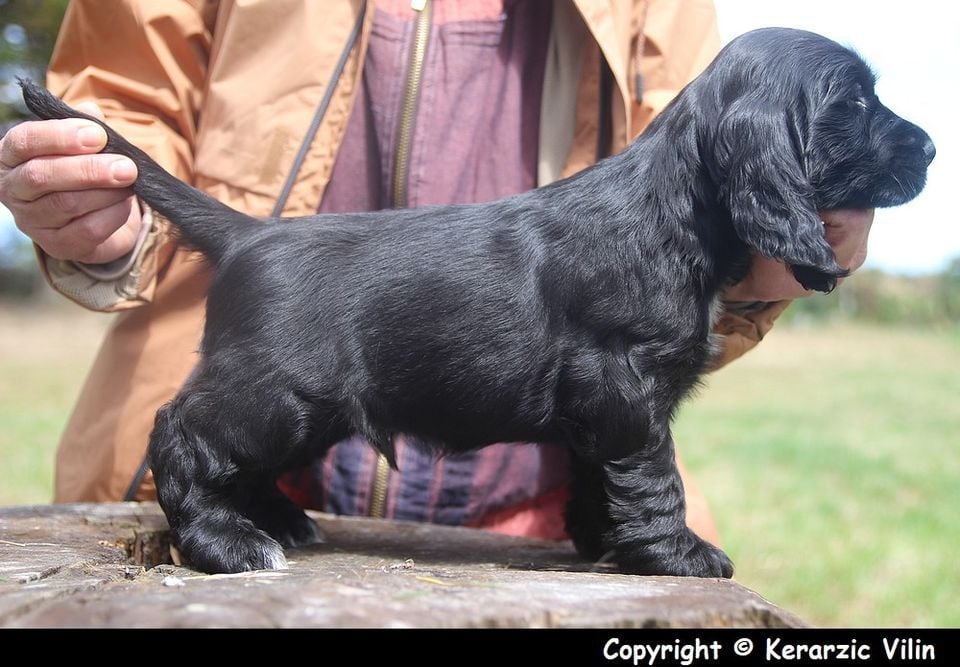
[
  {"x1": 148, "y1": 375, "x2": 331, "y2": 573},
  {"x1": 243, "y1": 481, "x2": 324, "y2": 549},
  {"x1": 149, "y1": 397, "x2": 284, "y2": 573}
]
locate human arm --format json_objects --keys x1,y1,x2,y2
[
  {"x1": 4, "y1": 0, "x2": 213, "y2": 311},
  {"x1": 708, "y1": 208, "x2": 874, "y2": 368},
  {"x1": 725, "y1": 208, "x2": 875, "y2": 302}
]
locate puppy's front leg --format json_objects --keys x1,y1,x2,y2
[
  {"x1": 565, "y1": 453, "x2": 612, "y2": 562},
  {"x1": 599, "y1": 429, "x2": 733, "y2": 578}
]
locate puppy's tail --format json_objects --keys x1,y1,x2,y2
[{"x1": 19, "y1": 78, "x2": 252, "y2": 264}]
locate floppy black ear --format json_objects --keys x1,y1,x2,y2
[{"x1": 714, "y1": 97, "x2": 847, "y2": 292}]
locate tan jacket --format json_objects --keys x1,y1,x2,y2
[{"x1": 42, "y1": 0, "x2": 787, "y2": 508}]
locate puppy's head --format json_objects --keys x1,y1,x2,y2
[{"x1": 703, "y1": 28, "x2": 934, "y2": 292}]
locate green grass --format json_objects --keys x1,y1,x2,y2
[
  {"x1": 674, "y1": 323, "x2": 960, "y2": 627},
  {"x1": 0, "y1": 302, "x2": 110, "y2": 504},
  {"x1": 0, "y1": 304, "x2": 957, "y2": 627}
]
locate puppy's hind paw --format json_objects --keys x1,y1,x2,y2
[
  {"x1": 229, "y1": 530, "x2": 289, "y2": 572},
  {"x1": 179, "y1": 523, "x2": 289, "y2": 574},
  {"x1": 276, "y1": 514, "x2": 324, "y2": 548},
  {"x1": 226, "y1": 532, "x2": 289, "y2": 572},
  {"x1": 253, "y1": 506, "x2": 324, "y2": 548},
  {"x1": 258, "y1": 542, "x2": 289, "y2": 570}
]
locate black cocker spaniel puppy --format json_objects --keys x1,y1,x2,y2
[{"x1": 23, "y1": 27, "x2": 934, "y2": 576}]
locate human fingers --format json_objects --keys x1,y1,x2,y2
[
  {"x1": 724, "y1": 254, "x2": 813, "y2": 302},
  {"x1": 726, "y1": 209, "x2": 877, "y2": 302},
  {"x1": 14, "y1": 187, "x2": 137, "y2": 231},
  {"x1": 0, "y1": 117, "x2": 107, "y2": 169},
  {"x1": 73, "y1": 101, "x2": 106, "y2": 120},
  {"x1": 3, "y1": 152, "x2": 137, "y2": 202},
  {"x1": 820, "y1": 208, "x2": 874, "y2": 273},
  {"x1": 30, "y1": 195, "x2": 142, "y2": 264}
]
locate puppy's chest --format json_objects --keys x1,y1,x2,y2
[{"x1": 630, "y1": 295, "x2": 727, "y2": 378}]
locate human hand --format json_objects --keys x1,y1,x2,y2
[
  {"x1": 0, "y1": 102, "x2": 141, "y2": 265},
  {"x1": 725, "y1": 208, "x2": 875, "y2": 301}
]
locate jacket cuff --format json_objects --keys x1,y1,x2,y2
[
  {"x1": 37, "y1": 204, "x2": 161, "y2": 312},
  {"x1": 710, "y1": 300, "x2": 793, "y2": 371}
]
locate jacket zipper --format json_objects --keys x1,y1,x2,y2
[
  {"x1": 370, "y1": 0, "x2": 433, "y2": 519},
  {"x1": 390, "y1": 0, "x2": 433, "y2": 208}
]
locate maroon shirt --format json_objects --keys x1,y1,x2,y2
[{"x1": 281, "y1": 0, "x2": 570, "y2": 538}]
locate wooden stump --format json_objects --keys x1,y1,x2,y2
[{"x1": 0, "y1": 503, "x2": 804, "y2": 628}]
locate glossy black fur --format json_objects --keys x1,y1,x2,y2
[{"x1": 22, "y1": 28, "x2": 933, "y2": 575}]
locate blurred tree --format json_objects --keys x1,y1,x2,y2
[
  {"x1": 1, "y1": 0, "x2": 69, "y2": 124},
  {"x1": 782, "y1": 264, "x2": 960, "y2": 327},
  {"x1": 0, "y1": 1, "x2": 68, "y2": 297}
]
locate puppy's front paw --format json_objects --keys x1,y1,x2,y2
[
  {"x1": 617, "y1": 529, "x2": 734, "y2": 578},
  {"x1": 675, "y1": 532, "x2": 734, "y2": 578}
]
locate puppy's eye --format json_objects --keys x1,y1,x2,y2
[{"x1": 846, "y1": 95, "x2": 870, "y2": 112}]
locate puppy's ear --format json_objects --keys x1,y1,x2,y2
[{"x1": 714, "y1": 98, "x2": 847, "y2": 292}]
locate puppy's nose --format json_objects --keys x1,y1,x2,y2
[{"x1": 922, "y1": 137, "x2": 936, "y2": 165}]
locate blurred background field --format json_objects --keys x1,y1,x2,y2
[
  {"x1": 675, "y1": 318, "x2": 960, "y2": 628},
  {"x1": 0, "y1": 299, "x2": 108, "y2": 504}
]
